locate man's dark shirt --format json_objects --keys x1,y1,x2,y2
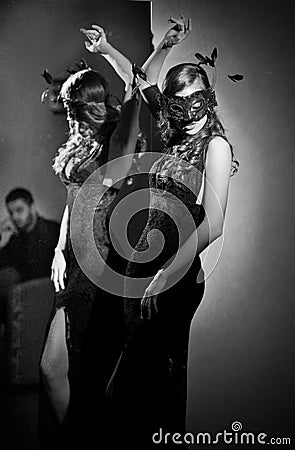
[{"x1": 0, "y1": 216, "x2": 60, "y2": 281}]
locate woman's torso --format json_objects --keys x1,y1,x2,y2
[{"x1": 60, "y1": 142, "x2": 117, "y2": 267}]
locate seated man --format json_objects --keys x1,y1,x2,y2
[{"x1": 0, "y1": 187, "x2": 60, "y2": 336}]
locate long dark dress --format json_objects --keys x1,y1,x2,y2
[
  {"x1": 107, "y1": 86, "x2": 208, "y2": 449},
  {"x1": 39, "y1": 143, "x2": 125, "y2": 449}
]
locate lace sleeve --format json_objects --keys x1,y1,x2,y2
[{"x1": 141, "y1": 85, "x2": 163, "y2": 121}]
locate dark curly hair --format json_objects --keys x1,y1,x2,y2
[
  {"x1": 53, "y1": 69, "x2": 120, "y2": 174},
  {"x1": 158, "y1": 63, "x2": 239, "y2": 176}
]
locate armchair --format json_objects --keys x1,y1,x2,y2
[{"x1": 6, "y1": 277, "x2": 55, "y2": 385}]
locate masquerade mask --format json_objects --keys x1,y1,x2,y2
[{"x1": 165, "y1": 88, "x2": 218, "y2": 125}]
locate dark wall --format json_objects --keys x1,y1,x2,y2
[{"x1": 0, "y1": 0, "x2": 152, "y2": 222}]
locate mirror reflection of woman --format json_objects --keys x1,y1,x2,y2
[
  {"x1": 39, "y1": 25, "x2": 143, "y2": 449},
  {"x1": 108, "y1": 16, "x2": 239, "y2": 449}
]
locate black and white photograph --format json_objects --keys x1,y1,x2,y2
[{"x1": 0, "y1": 1, "x2": 293, "y2": 449}]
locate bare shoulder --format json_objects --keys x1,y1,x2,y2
[
  {"x1": 208, "y1": 136, "x2": 231, "y2": 153},
  {"x1": 206, "y1": 136, "x2": 232, "y2": 164},
  {"x1": 204, "y1": 136, "x2": 232, "y2": 179}
]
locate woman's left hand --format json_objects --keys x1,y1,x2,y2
[
  {"x1": 140, "y1": 269, "x2": 168, "y2": 320},
  {"x1": 80, "y1": 24, "x2": 109, "y2": 54}
]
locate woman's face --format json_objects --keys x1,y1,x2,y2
[{"x1": 174, "y1": 80, "x2": 208, "y2": 136}]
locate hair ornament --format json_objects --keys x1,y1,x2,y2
[
  {"x1": 40, "y1": 69, "x2": 68, "y2": 105},
  {"x1": 227, "y1": 74, "x2": 244, "y2": 82},
  {"x1": 195, "y1": 47, "x2": 218, "y2": 88},
  {"x1": 40, "y1": 59, "x2": 90, "y2": 102},
  {"x1": 195, "y1": 47, "x2": 244, "y2": 87},
  {"x1": 65, "y1": 58, "x2": 89, "y2": 75},
  {"x1": 40, "y1": 59, "x2": 93, "y2": 114}
]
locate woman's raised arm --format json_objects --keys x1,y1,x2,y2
[
  {"x1": 142, "y1": 16, "x2": 191, "y2": 85},
  {"x1": 81, "y1": 24, "x2": 142, "y2": 184},
  {"x1": 81, "y1": 24, "x2": 133, "y2": 95}
]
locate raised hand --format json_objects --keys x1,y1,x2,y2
[
  {"x1": 163, "y1": 14, "x2": 192, "y2": 48},
  {"x1": 80, "y1": 24, "x2": 109, "y2": 54},
  {"x1": 0, "y1": 218, "x2": 16, "y2": 248}
]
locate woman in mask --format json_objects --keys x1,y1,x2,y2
[{"x1": 107, "y1": 16, "x2": 239, "y2": 449}]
